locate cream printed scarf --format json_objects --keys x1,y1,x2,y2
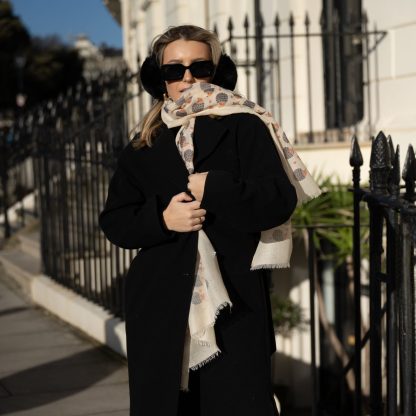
[{"x1": 161, "y1": 82, "x2": 321, "y2": 390}]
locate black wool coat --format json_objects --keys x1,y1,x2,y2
[{"x1": 99, "y1": 113, "x2": 297, "y2": 416}]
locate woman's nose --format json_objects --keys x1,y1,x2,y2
[{"x1": 183, "y1": 68, "x2": 194, "y2": 82}]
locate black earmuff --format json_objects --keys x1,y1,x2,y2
[
  {"x1": 139, "y1": 54, "x2": 166, "y2": 100},
  {"x1": 139, "y1": 53, "x2": 238, "y2": 100},
  {"x1": 211, "y1": 54, "x2": 238, "y2": 92}
]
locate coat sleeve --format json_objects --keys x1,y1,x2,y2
[
  {"x1": 99, "y1": 153, "x2": 175, "y2": 250},
  {"x1": 200, "y1": 114, "x2": 297, "y2": 233}
]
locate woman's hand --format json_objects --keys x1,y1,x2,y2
[
  {"x1": 163, "y1": 192, "x2": 206, "y2": 232},
  {"x1": 187, "y1": 172, "x2": 208, "y2": 201}
]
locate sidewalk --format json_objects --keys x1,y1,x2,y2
[{"x1": 0, "y1": 264, "x2": 129, "y2": 416}]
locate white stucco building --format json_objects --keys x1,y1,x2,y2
[
  {"x1": 103, "y1": 0, "x2": 415, "y2": 180},
  {"x1": 102, "y1": 0, "x2": 416, "y2": 410}
]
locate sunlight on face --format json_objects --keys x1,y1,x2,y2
[{"x1": 162, "y1": 39, "x2": 212, "y2": 101}]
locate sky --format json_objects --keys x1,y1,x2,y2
[{"x1": 10, "y1": 0, "x2": 122, "y2": 48}]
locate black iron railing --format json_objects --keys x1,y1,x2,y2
[
  {"x1": 218, "y1": 11, "x2": 386, "y2": 145},
  {"x1": 23, "y1": 70, "x2": 137, "y2": 317},
  {"x1": 0, "y1": 116, "x2": 38, "y2": 239},
  {"x1": 349, "y1": 133, "x2": 416, "y2": 415},
  {"x1": 1, "y1": 14, "x2": 413, "y2": 416}
]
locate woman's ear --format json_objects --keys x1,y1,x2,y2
[
  {"x1": 211, "y1": 54, "x2": 238, "y2": 91},
  {"x1": 139, "y1": 54, "x2": 166, "y2": 100}
]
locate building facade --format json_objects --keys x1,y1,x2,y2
[{"x1": 102, "y1": 0, "x2": 416, "y2": 410}]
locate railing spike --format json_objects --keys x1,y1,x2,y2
[
  {"x1": 350, "y1": 135, "x2": 363, "y2": 189},
  {"x1": 388, "y1": 144, "x2": 401, "y2": 195},
  {"x1": 289, "y1": 12, "x2": 295, "y2": 27},
  {"x1": 370, "y1": 131, "x2": 391, "y2": 169},
  {"x1": 370, "y1": 131, "x2": 391, "y2": 194},
  {"x1": 402, "y1": 144, "x2": 416, "y2": 202},
  {"x1": 349, "y1": 135, "x2": 363, "y2": 167},
  {"x1": 387, "y1": 135, "x2": 395, "y2": 161},
  {"x1": 244, "y1": 14, "x2": 249, "y2": 29},
  {"x1": 274, "y1": 13, "x2": 280, "y2": 29},
  {"x1": 227, "y1": 17, "x2": 234, "y2": 32},
  {"x1": 305, "y1": 11, "x2": 310, "y2": 26}
]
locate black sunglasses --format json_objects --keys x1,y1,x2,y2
[{"x1": 160, "y1": 60, "x2": 215, "y2": 81}]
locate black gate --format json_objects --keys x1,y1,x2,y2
[{"x1": 349, "y1": 133, "x2": 416, "y2": 415}]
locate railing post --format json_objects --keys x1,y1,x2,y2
[
  {"x1": 0, "y1": 128, "x2": 11, "y2": 239},
  {"x1": 305, "y1": 12, "x2": 314, "y2": 143},
  {"x1": 308, "y1": 227, "x2": 319, "y2": 416},
  {"x1": 243, "y1": 14, "x2": 251, "y2": 100},
  {"x1": 273, "y1": 14, "x2": 282, "y2": 124},
  {"x1": 349, "y1": 136, "x2": 363, "y2": 416},
  {"x1": 403, "y1": 145, "x2": 416, "y2": 203},
  {"x1": 368, "y1": 131, "x2": 391, "y2": 415},
  {"x1": 289, "y1": 12, "x2": 298, "y2": 143},
  {"x1": 399, "y1": 217, "x2": 415, "y2": 416},
  {"x1": 254, "y1": 0, "x2": 264, "y2": 105},
  {"x1": 386, "y1": 138, "x2": 400, "y2": 416},
  {"x1": 400, "y1": 145, "x2": 416, "y2": 415}
]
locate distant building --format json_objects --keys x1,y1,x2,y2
[{"x1": 73, "y1": 34, "x2": 124, "y2": 80}]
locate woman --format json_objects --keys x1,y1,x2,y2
[{"x1": 99, "y1": 25, "x2": 320, "y2": 416}]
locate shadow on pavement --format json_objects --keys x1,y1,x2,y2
[
  {"x1": 0, "y1": 348, "x2": 126, "y2": 414},
  {"x1": 0, "y1": 306, "x2": 30, "y2": 317}
]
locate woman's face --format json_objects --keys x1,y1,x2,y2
[{"x1": 162, "y1": 39, "x2": 212, "y2": 101}]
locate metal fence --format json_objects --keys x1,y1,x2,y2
[
  {"x1": 0, "y1": 116, "x2": 37, "y2": 238},
  {"x1": 1, "y1": 14, "x2": 415, "y2": 416},
  {"x1": 4, "y1": 71, "x2": 137, "y2": 316},
  {"x1": 219, "y1": 10, "x2": 386, "y2": 144},
  {"x1": 349, "y1": 133, "x2": 416, "y2": 415}
]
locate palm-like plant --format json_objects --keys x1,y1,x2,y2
[
  {"x1": 292, "y1": 174, "x2": 369, "y2": 265},
  {"x1": 272, "y1": 174, "x2": 369, "y2": 348},
  {"x1": 275, "y1": 174, "x2": 370, "y2": 391}
]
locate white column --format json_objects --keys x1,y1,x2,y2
[{"x1": 120, "y1": 0, "x2": 131, "y2": 65}]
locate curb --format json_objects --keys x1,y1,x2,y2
[{"x1": 0, "y1": 228, "x2": 127, "y2": 359}]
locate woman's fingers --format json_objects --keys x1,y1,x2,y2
[
  {"x1": 172, "y1": 192, "x2": 193, "y2": 202},
  {"x1": 191, "y1": 216, "x2": 205, "y2": 226},
  {"x1": 191, "y1": 208, "x2": 206, "y2": 218},
  {"x1": 163, "y1": 192, "x2": 206, "y2": 232}
]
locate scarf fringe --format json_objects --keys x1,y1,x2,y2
[
  {"x1": 250, "y1": 263, "x2": 291, "y2": 270},
  {"x1": 190, "y1": 350, "x2": 221, "y2": 371}
]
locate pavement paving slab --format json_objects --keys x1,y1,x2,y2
[
  {"x1": 0, "y1": 344, "x2": 113, "y2": 377},
  {"x1": 0, "y1": 264, "x2": 129, "y2": 416}
]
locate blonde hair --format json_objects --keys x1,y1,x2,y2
[{"x1": 132, "y1": 25, "x2": 222, "y2": 149}]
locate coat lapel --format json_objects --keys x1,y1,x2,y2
[
  {"x1": 148, "y1": 116, "x2": 228, "y2": 190},
  {"x1": 193, "y1": 116, "x2": 228, "y2": 170},
  {"x1": 150, "y1": 125, "x2": 189, "y2": 192}
]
